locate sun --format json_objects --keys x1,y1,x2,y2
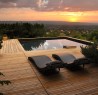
[{"x1": 69, "y1": 17, "x2": 78, "y2": 22}]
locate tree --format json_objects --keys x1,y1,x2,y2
[
  {"x1": 87, "y1": 30, "x2": 98, "y2": 41},
  {"x1": 0, "y1": 23, "x2": 46, "y2": 38},
  {"x1": 45, "y1": 30, "x2": 60, "y2": 37},
  {"x1": 32, "y1": 23, "x2": 46, "y2": 37}
]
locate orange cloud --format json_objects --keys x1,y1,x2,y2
[{"x1": 0, "y1": 8, "x2": 98, "y2": 23}]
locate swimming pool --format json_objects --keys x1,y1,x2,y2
[{"x1": 19, "y1": 38, "x2": 86, "y2": 51}]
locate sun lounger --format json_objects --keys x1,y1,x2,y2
[
  {"x1": 52, "y1": 53, "x2": 89, "y2": 68},
  {"x1": 28, "y1": 55, "x2": 64, "y2": 73}
]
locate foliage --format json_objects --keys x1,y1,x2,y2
[
  {"x1": 0, "y1": 22, "x2": 98, "y2": 41},
  {"x1": 81, "y1": 42, "x2": 98, "y2": 63},
  {"x1": 0, "y1": 36, "x2": 2, "y2": 49},
  {"x1": 64, "y1": 30, "x2": 98, "y2": 42},
  {"x1": 0, "y1": 80, "x2": 11, "y2": 85},
  {"x1": 87, "y1": 30, "x2": 98, "y2": 41},
  {"x1": 0, "y1": 72, "x2": 11, "y2": 95},
  {"x1": 0, "y1": 42, "x2": 2, "y2": 49},
  {"x1": 0, "y1": 23, "x2": 46, "y2": 38},
  {"x1": 45, "y1": 30, "x2": 60, "y2": 37}
]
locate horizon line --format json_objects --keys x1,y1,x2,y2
[{"x1": 0, "y1": 20, "x2": 98, "y2": 24}]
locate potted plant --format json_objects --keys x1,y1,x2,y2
[{"x1": 2, "y1": 34, "x2": 8, "y2": 41}]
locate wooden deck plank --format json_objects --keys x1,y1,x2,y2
[
  {"x1": 0, "y1": 53, "x2": 48, "y2": 95},
  {"x1": 1, "y1": 39, "x2": 24, "y2": 54},
  {"x1": 24, "y1": 42, "x2": 98, "y2": 95},
  {"x1": 0, "y1": 40, "x2": 48, "y2": 95},
  {"x1": 0, "y1": 39, "x2": 98, "y2": 95},
  {"x1": 15, "y1": 39, "x2": 25, "y2": 52}
]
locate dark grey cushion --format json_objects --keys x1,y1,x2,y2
[
  {"x1": 28, "y1": 55, "x2": 52, "y2": 69},
  {"x1": 52, "y1": 53, "x2": 76, "y2": 65}
]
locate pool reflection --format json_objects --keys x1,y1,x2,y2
[{"x1": 20, "y1": 39, "x2": 85, "y2": 51}]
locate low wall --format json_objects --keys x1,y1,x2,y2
[
  {"x1": 62, "y1": 36, "x2": 93, "y2": 45},
  {"x1": 19, "y1": 36, "x2": 93, "y2": 45}
]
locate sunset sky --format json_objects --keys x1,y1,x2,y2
[{"x1": 0, "y1": 0, "x2": 98, "y2": 23}]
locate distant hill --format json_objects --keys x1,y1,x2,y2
[{"x1": 0, "y1": 21, "x2": 98, "y2": 25}]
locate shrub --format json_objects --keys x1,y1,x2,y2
[
  {"x1": 0, "y1": 37, "x2": 2, "y2": 49},
  {"x1": 81, "y1": 42, "x2": 98, "y2": 63}
]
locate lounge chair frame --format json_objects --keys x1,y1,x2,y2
[{"x1": 28, "y1": 55, "x2": 64, "y2": 73}]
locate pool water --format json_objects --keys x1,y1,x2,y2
[{"x1": 20, "y1": 39, "x2": 85, "y2": 51}]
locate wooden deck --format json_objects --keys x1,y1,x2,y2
[{"x1": 0, "y1": 39, "x2": 98, "y2": 95}]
